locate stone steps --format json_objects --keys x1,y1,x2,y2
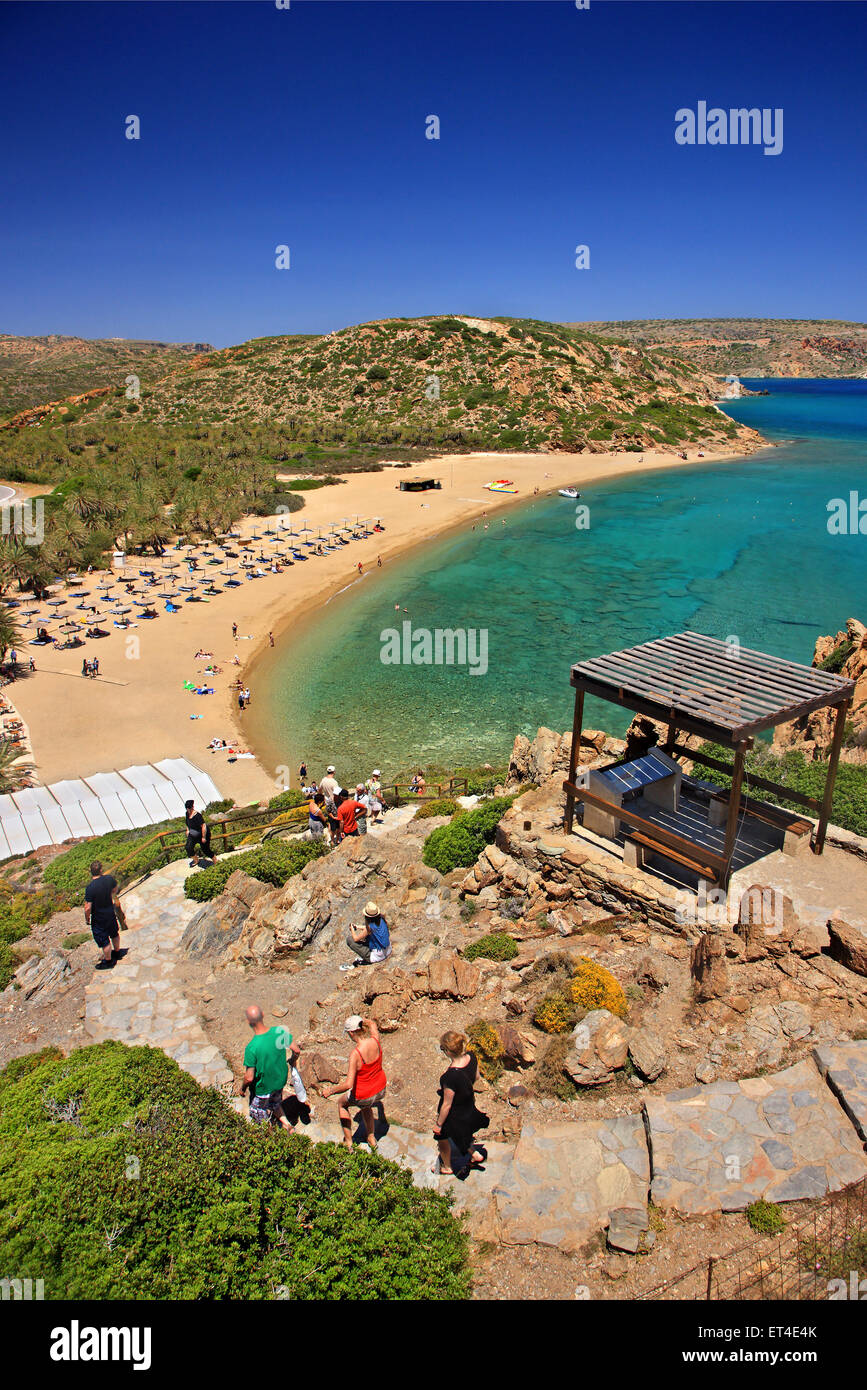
[{"x1": 84, "y1": 857, "x2": 867, "y2": 1252}]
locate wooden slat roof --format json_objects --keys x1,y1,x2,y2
[{"x1": 571, "y1": 632, "x2": 855, "y2": 742}]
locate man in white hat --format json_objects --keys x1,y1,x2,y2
[
  {"x1": 343, "y1": 901, "x2": 391, "y2": 969},
  {"x1": 319, "y1": 765, "x2": 341, "y2": 841}
]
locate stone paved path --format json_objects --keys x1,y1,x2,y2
[
  {"x1": 84, "y1": 860, "x2": 232, "y2": 1089},
  {"x1": 813, "y1": 1041, "x2": 867, "y2": 1144},
  {"x1": 645, "y1": 1058, "x2": 867, "y2": 1216},
  {"x1": 86, "y1": 857, "x2": 867, "y2": 1248},
  {"x1": 489, "y1": 1116, "x2": 649, "y2": 1251}
]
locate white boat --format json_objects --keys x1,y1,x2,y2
[{"x1": 558, "y1": 486, "x2": 580, "y2": 499}]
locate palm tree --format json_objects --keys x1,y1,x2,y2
[
  {"x1": 0, "y1": 739, "x2": 34, "y2": 795},
  {"x1": 0, "y1": 603, "x2": 21, "y2": 661}
]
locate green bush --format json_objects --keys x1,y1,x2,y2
[
  {"x1": 463, "y1": 932, "x2": 518, "y2": 962},
  {"x1": 267, "y1": 788, "x2": 306, "y2": 812},
  {"x1": 697, "y1": 742, "x2": 867, "y2": 838},
  {"x1": 0, "y1": 1042, "x2": 470, "y2": 1299},
  {"x1": 413, "y1": 798, "x2": 458, "y2": 820},
  {"x1": 184, "y1": 838, "x2": 328, "y2": 901},
  {"x1": 746, "y1": 1199, "x2": 786, "y2": 1236},
  {"x1": 422, "y1": 796, "x2": 514, "y2": 875},
  {"x1": 0, "y1": 879, "x2": 68, "y2": 989}
]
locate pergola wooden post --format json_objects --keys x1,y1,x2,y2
[
  {"x1": 563, "y1": 633, "x2": 856, "y2": 888},
  {"x1": 564, "y1": 686, "x2": 584, "y2": 835},
  {"x1": 815, "y1": 699, "x2": 851, "y2": 853}
]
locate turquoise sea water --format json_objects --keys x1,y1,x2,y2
[{"x1": 254, "y1": 381, "x2": 867, "y2": 781}]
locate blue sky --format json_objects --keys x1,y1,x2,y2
[{"x1": 2, "y1": 0, "x2": 865, "y2": 345}]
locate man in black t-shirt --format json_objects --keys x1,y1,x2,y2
[
  {"x1": 84, "y1": 860, "x2": 127, "y2": 970},
  {"x1": 185, "y1": 799, "x2": 215, "y2": 867}
]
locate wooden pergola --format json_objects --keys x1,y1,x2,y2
[{"x1": 563, "y1": 632, "x2": 855, "y2": 886}]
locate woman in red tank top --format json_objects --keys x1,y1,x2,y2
[{"x1": 322, "y1": 1015, "x2": 387, "y2": 1151}]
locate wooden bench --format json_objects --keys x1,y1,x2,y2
[
  {"x1": 625, "y1": 830, "x2": 721, "y2": 883},
  {"x1": 706, "y1": 786, "x2": 813, "y2": 855}
]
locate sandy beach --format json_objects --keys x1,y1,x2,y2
[{"x1": 5, "y1": 445, "x2": 757, "y2": 808}]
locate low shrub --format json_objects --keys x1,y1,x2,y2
[
  {"x1": 0, "y1": 1042, "x2": 470, "y2": 1299},
  {"x1": 746, "y1": 1199, "x2": 786, "y2": 1236},
  {"x1": 533, "y1": 990, "x2": 578, "y2": 1035},
  {"x1": 463, "y1": 932, "x2": 518, "y2": 963},
  {"x1": 422, "y1": 796, "x2": 514, "y2": 875},
  {"x1": 533, "y1": 1035, "x2": 575, "y2": 1100},
  {"x1": 267, "y1": 788, "x2": 307, "y2": 812},
  {"x1": 0, "y1": 879, "x2": 67, "y2": 989},
  {"x1": 466, "y1": 1020, "x2": 505, "y2": 1083},
  {"x1": 60, "y1": 932, "x2": 90, "y2": 950},
  {"x1": 413, "y1": 798, "x2": 458, "y2": 820},
  {"x1": 43, "y1": 819, "x2": 187, "y2": 901},
  {"x1": 184, "y1": 838, "x2": 328, "y2": 901},
  {"x1": 569, "y1": 957, "x2": 627, "y2": 1019}
]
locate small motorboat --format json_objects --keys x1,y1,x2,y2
[{"x1": 558, "y1": 487, "x2": 581, "y2": 499}]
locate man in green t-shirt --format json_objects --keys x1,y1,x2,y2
[{"x1": 241, "y1": 1004, "x2": 304, "y2": 1130}]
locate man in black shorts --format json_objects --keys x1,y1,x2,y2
[
  {"x1": 84, "y1": 860, "x2": 127, "y2": 970},
  {"x1": 184, "y1": 799, "x2": 215, "y2": 867}
]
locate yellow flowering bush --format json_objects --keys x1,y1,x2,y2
[{"x1": 568, "y1": 957, "x2": 627, "y2": 1019}]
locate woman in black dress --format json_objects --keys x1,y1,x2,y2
[{"x1": 433, "y1": 1031, "x2": 489, "y2": 1177}]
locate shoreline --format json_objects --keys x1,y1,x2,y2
[{"x1": 8, "y1": 443, "x2": 762, "y2": 809}]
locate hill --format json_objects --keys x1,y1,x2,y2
[
  {"x1": 78, "y1": 314, "x2": 756, "y2": 455},
  {"x1": 0, "y1": 334, "x2": 214, "y2": 424},
  {"x1": 565, "y1": 319, "x2": 867, "y2": 379}
]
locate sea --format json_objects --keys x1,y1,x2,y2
[{"x1": 252, "y1": 380, "x2": 867, "y2": 783}]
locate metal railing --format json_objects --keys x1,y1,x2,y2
[{"x1": 638, "y1": 1176, "x2": 867, "y2": 1301}]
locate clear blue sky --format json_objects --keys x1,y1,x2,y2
[{"x1": 2, "y1": 0, "x2": 865, "y2": 346}]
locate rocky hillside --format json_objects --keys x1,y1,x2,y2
[
  {"x1": 0, "y1": 334, "x2": 214, "y2": 424},
  {"x1": 567, "y1": 319, "x2": 867, "y2": 380},
  {"x1": 84, "y1": 315, "x2": 759, "y2": 454}
]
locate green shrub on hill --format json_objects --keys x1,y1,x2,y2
[
  {"x1": 697, "y1": 742, "x2": 867, "y2": 838},
  {"x1": 413, "y1": 798, "x2": 458, "y2": 820},
  {"x1": 184, "y1": 837, "x2": 328, "y2": 901},
  {"x1": 422, "y1": 796, "x2": 514, "y2": 874},
  {"x1": 267, "y1": 788, "x2": 307, "y2": 812},
  {"x1": 42, "y1": 820, "x2": 187, "y2": 902},
  {"x1": 463, "y1": 932, "x2": 518, "y2": 962},
  {"x1": 0, "y1": 1042, "x2": 470, "y2": 1299}
]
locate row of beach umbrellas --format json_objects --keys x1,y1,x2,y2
[{"x1": 7, "y1": 516, "x2": 382, "y2": 640}]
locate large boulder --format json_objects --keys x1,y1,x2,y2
[
  {"x1": 628, "y1": 1026, "x2": 667, "y2": 1082},
  {"x1": 425, "y1": 954, "x2": 480, "y2": 1000},
  {"x1": 221, "y1": 836, "x2": 447, "y2": 967},
  {"x1": 10, "y1": 948, "x2": 73, "y2": 1003},
  {"x1": 181, "y1": 870, "x2": 264, "y2": 958},
  {"x1": 564, "y1": 1009, "x2": 630, "y2": 1086},
  {"x1": 827, "y1": 917, "x2": 867, "y2": 977}
]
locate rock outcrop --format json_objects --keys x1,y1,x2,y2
[
  {"x1": 8, "y1": 949, "x2": 73, "y2": 1003},
  {"x1": 508, "y1": 726, "x2": 623, "y2": 784},
  {"x1": 180, "y1": 871, "x2": 264, "y2": 958},
  {"x1": 827, "y1": 916, "x2": 867, "y2": 978},
  {"x1": 774, "y1": 618, "x2": 866, "y2": 763}
]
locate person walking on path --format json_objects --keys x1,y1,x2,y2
[
  {"x1": 322, "y1": 1016, "x2": 387, "y2": 1151},
  {"x1": 298, "y1": 759, "x2": 308, "y2": 784},
  {"x1": 343, "y1": 901, "x2": 391, "y2": 968},
  {"x1": 184, "y1": 799, "x2": 215, "y2": 866},
  {"x1": 336, "y1": 788, "x2": 366, "y2": 839},
  {"x1": 432, "y1": 1032, "x2": 489, "y2": 1177},
  {"x1": 240, "y1": 1006, "x2": 305, "y2": 1130},
  {"x1": 232, "y1": 622, "x2": 238, "y2": 640},
  {"x1": 308, "y1": 790, "x2": 328, "y2": 840},
  {"x1": 84, "y1": 860, "x2": 127, "y2": 971},
  {"x1": 320, "y1": 765, "x2": 341, "y2": 841}
]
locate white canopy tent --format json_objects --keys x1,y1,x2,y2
[{"x1": 0, "y1": 761, "x2": 223, "y2": 855}]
